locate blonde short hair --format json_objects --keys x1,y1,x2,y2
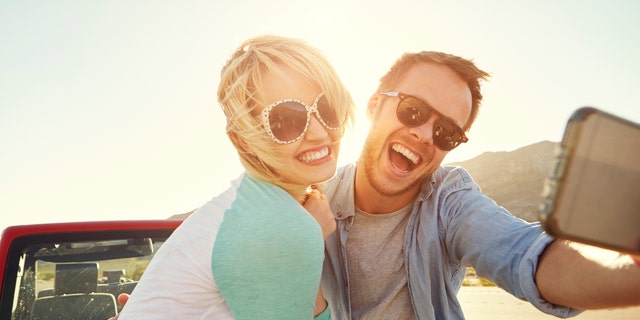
[
  {"x1": 218, "y1": 35, "x2": 355, "y2": 189},
  {"x1": 378, "y1": 51, "x2": 489, "y2": 131}
]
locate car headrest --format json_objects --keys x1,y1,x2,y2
[{"x1": 54, "y1": 262, "x2": 99, "y2": 295}]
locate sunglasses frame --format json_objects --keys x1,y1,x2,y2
[
  {"x1": 260, "y1": 93, "x2": 342, "y2": 144},
  {"x1": 380, "y1": 91, "x2": 469, "y2": 151}
]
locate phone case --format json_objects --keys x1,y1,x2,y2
[
  {"x1": 539, "y1": 107, "x2": 640, "y2": 254},
  {"x1": 539, "y1": 107, "x2": 596, "y2": 226}
]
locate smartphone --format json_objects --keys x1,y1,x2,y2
[{"x1": 539, "y1": 107, "x2": 640, "y2": 255}]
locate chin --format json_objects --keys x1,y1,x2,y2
[{"x1": 310, "y1": 166, "x2": 339, "y2": 185}]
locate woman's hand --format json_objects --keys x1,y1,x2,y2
[
  {"x1": 107, "y1": 293, "x2": 130, "y2": 319},
  {"x1": 303, "y1": 184, "x2": 336, "y2": 239}
]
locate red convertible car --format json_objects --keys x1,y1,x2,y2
[
  {"x1": 3, "y1": 220, "x2": 639, "y2": 319},
  {"x1": 0, "y1": 220, "x2": 182, "y2": 320}
]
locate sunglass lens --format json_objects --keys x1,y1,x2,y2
[
  {"x1": 434, "y1": 121, "x2": 465, "y2": 151},
  {"x1": 316, "y1": 95, "x2": 341, "y2": 129},
  {"x1": 269, "y1": 101, "x2": 308, "y2": 142},
  {"x1": 397, "y1": 97, "x2": 431, "y2": 127}
]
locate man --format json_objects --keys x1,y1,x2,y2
[{"x1": 320, "y1": 51, "x2": 640, "y2": 319}]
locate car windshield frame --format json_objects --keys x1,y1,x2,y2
[{"x1": 0, "y1": 220, "x2": 180, "y2": 320}]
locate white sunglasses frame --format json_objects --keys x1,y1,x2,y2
[{"x1": 259, "y1": 93, "x2": 343, "y2": 144}]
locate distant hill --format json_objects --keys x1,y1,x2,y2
[
  {"x1": 447, "y1": 140, "x2": 558, "y2": 222},
  {"x1": 170, "y1": 210, "x2": 193, "y2": 220},
  {"x1": 171, "y1": 140, "x2": 559, "y2": 222}
]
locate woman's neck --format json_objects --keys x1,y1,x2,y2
[{"x1": 285, "y1": 185, "x2": 309, "y2": 205}]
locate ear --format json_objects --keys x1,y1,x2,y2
[{"x1": 366, "y1": 93, "x2": 382, "y2": 121}]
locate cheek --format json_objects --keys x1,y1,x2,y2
[
  {"x1": 329, "y1": 129, "x2": 343, "y2": 143},
  {"x1": 371, "y1": 107, "x2": 404, "y2": 133},
  {"x1": 278, "y1": 143, "x2": 298, "y2": 159},
  {"x1": 362, "y1": 128, "x2": 389, "y2": 161},
  {"x1": 425, "y1": 149, "x2": 447, "y2": 170},
  {"x1": 266, "y1": 143, "x2": 298, "y2": 170}
]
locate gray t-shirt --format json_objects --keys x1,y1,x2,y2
[{"x1": 347, "y1": 203, "x2": 416, "y2": 319}]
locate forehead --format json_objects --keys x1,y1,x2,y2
[
  {"x1": 394, "y1": 63, "x2": 472, "y2": 127},
  {"x1": 256, "y1": 65, "x2": 320, "y2": 106}
]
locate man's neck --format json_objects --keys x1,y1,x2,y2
[{"x1": 353, "y1": 164, "x2": 420, "y2": 214}]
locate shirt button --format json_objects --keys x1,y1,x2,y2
[{"x1": 337, "y1": 212, "x2": 343, "y2": 217}]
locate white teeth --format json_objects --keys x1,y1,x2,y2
[
  {"x1": 392, "y1": 144, "x2": 419, "y2": 164},
  {"x1": 299, "y1": 147, "x2": 329, "y2": 163}
]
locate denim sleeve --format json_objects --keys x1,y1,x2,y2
[{"x1": 443, "y1": 182, "x2": 582, "y2": 317}]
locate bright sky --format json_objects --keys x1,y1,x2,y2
[{"x1": 1, "y1": 1, "x2": 638, "y2": 233}]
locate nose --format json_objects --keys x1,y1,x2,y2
[
  {"x1": 407, "y1": 116, "x2": 436, "y2": 144},
  {"x1": 304, "y1": 114, "x2": 330, "y2": 141}
]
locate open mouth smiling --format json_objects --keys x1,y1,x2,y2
[
  {"x1": 298, "y1": 146, "x2": 330, "y2": 163},
  {"x1": 390, "y1": 143, "x2": 421, "y2": 172}
]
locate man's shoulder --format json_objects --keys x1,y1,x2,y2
[
  {"x1": 439, "y1": 165, "x2": 474, "y2": 182},
  {"x1": 322, "y1": 163, "x2": 356, "y2": 198},
  {"x1": 336, "y1": 162, "x2": 357, "y2": 178},
  {"x1": 432, "y1": 165, "x2": 478, "y2": 192},
  {"x1": 328, "y1": 162, "x2": 357, "y2": 184}
]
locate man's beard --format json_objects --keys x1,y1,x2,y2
[{"x1": 360, "y1": 134, "x2": 429, "y2": 198}]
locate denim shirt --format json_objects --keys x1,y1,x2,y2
[{"x1": 320, "y1": 163, "x2": 581, "y2": 320}]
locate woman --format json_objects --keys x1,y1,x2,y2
[{"x1": 118, "y1": 35, "x2": 354, "y2": 319}]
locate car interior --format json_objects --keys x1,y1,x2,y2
[{"x1": 1, "y1": 229, "x2": 174, "y2": 320}]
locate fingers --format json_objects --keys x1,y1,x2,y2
[
  {"x1": 308, "y1": 188, "x2": 325, "y2": 198},
  {"x1": 117, "y1": 293, "x2": 130, "y2": 307},
  {"x1": 304, "y1": 185, "x2": 324, "y2": 204},
  {"x1": 304, "y1": 186, "x2": 326, "y2": 204},
  {"x1": 302, "y1": 186, "x2": 335, "y2": 239},
  {"x1": 309, "y1": 184, "x2": 324, "y2": 194}
]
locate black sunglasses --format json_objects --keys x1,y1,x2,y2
[
  {"x1": 380, "y1": 91, "x2": 468, "y2": 151},
  {"x1": 260, "y1": 93, "x2": 344, "y2": 144}
]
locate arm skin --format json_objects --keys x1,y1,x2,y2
[
  {"x1": 303, "y1": 185, "x2": 335, "y2": 317},
  {"x1": 314, "y1": 289, "x2": 328, "y2": 316},
  {"x1": 536, "y1": 240, "x2": 640, "y2": 309}
]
